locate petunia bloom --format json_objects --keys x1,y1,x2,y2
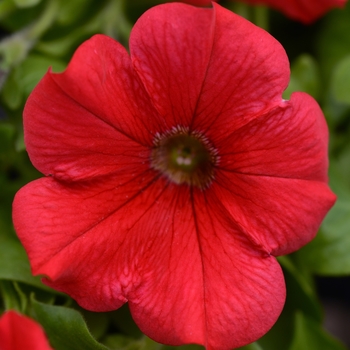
[
  {"x1": 0, "y1": 311, "x2": 52, "y2": 350},
  {"x1": 236, "y1": 0, "x2": 347, "y2": 23},
  {"x1": 182, "y1": 0, "x2": 347, "y2": 23},
  {"x1": 13, "y1": 3, "x2": 335, "y2": 349}
]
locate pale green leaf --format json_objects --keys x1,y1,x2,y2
[
  {"x1": 295, "y1": 198, "x2": 350, "y2": 275},
  {"x1": 331, "y1": 55, "x2": 350, "y2": 104},
  {"x1": 0, "y1": 237, "x2": 52, "y2": 290},
  {"x1": 31, "y1": 298, "x2": 109, "y2": 350},
  {"x1": 289, "y1": 312, "x2": 347, "y2": 350},
  {"x1": 283, "y1": 54, "x2": 320, "y2": 100},
  {"x1": 13, "y1": 0, "x2": 42, "y2": 8}
]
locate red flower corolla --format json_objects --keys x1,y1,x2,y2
[
  {"x1": 181, "y1": 0, "x2": 347, "y2": 23},
  {"x1": 237, "y1": 0, "x2": 346, "y2": 23},
  {"x1": 13, "y1": 3, "x2": 335, "y2": 349},
  {"x1": 0, "y1": 311, "x2": 52, "y2": 350}
]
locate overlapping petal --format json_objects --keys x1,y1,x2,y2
[
  {"x1": 181, "y1": 0, "x2": 346, "y2": 24},
  {"x1": 240, "y1": 0, "x2": 346, "y2": 23},
  {"x1": 13, "y1": 171, "x2": 164, "y2": 310},
  {"x1": 130, "y1": 188, "x2": 285, "y2": 349},
  {"x1": 208, "y1": 92, "x2": 336, "y2": 255},
  {"x1": 13, "y1": 2, "x2": 335, "y2": 350},
  {"x1": 216, "y1": 93, "x2": 330, "y2": 182},
  {"x1": 24, "y1": 35, "x2": 159, "y2": 182},
  {"x1": 193, "y1": 3, "x2": 291, "y2": 137},
  {"x1": 131, "y1": 3, "x2": 290, "y2": 138},
  {"x1": 13, "y1": 175, "x2": 285, "y2": 349},
  {"x1": 213, "y1": 173, "x2": 335, "y2": 256},
  {"x1": 130, "y1": 3, "x2": 215, "y2": 130},
  {"x1": 0, "y1": 311, "x2": 52, "y2": 350}
]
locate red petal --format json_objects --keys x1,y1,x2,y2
[
  {"x1": 0, "y1": 311, "x2": 52, "y2": 350},
  {"x1": 14, "y1": 175, "x2": 285, "y2": 348},
  {"x1": 193, "y1": 3, "x2": 290, "y2": 139},
  {"x1": 213, "y1": 172, "x2": 335, "y2": 255},
  {"x1": 131, "y1": 3, "x2": 290, "y2": 137},
  {"x1": 130, "y1": 3, "x2": 215, "y2": 131},
  {"x1": 208, "y1": 92, "x2": 336, "y2": 255},
  {"x1": 129, "y1": 188, "x2": 285, "y2": 349},
  {"x1": 24, "y1": 35, "x2": 158, "y2": 181},
  {"x1": 14, "y1": 3, "x2": 335, "y2": 349},
  {"x1": 217, "y1": 93, "x2": 330, "y2": 182},
  {"x1": 12, "y1": 170, "x2": 163, "y2": 311},
  {"x1": 241, "y1": 0, "x2": 346, "y2": 23}
]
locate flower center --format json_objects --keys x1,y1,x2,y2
[{"x1": 151, "y1": 126, "x2": 218, "y2": 189}]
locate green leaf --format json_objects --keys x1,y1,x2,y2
[
  {"x1": 331, "y1": 55, "x2": 350, "y2": 104},
  {"x1": 31, "y1": 298, "x2": 109, "y2": 350},
  {"x1": 295, "y1": 150, "x2": 350, "y2": 275},
  {"x1": 137, "y1": 337, "x2": 203, "y2": 350},
  {"x1": 138, "y1": 337, "x2": 165, "y2": 350},
  {"x1": 0, "y1": 237, "x2": 52, "y2": 290},
  {"x1": 289, "y1": 312, "x2": 347, "y2": 350},
  {"x1": 0, "y1": 0, "x2": 16, "y2": 20},
  {"x1": 1, "y1": 69, "x2": 23, "y2": 109},
  {"x1": 0, "y1": 33, "x2": 32, "y2": 70},
  {"x1": 0, "y1": 280, "x2": 26, "y2": 312},
  {"x1": 0, "y1": 123, "x2": 15, "y2": 153},
  {"x1": 328, "y1": 150, "x2": 350, "y2": 196},
  {"x1": 102, "y1": 334, "x2": 141, "y2": 350},
  {"x1": 237, "y1": 342, "x2": 263, "y2": 350},
  {"x1": 295, "y1": 198, "x2": 350, "y2": 275},
  {"x1": 56, "y1": 0, "x2": 93, "y2": 26},
  {"x1": 15, "y1": 128, "x2": 26, "y2": 152},
  {"x1": 283, "y1": 55, "x2": 320, "y2": 100},
  {"x1": 316, "y1": 4, "x2": 350, "y2": 83},
  {"x1": 82, "y1": 309, "x2": 110, "y2": 341},
  {"x1": 18, "y1": 54, "x2": 66, "y2": 96},
  {"x1": 102, "y1": 335, "x2": 204, "y2": 350},
  {"x1": 13, "y1": 0, "x2": 42, "y2": 8},
  {"x1": 278, "y1": 256, "x2": 321, "y2": 321},
  {"x1": 258, "y1": 257, "x2": 322, "y2": 350},
  {"x1": 111, "y1": 304, "x2": 143, "y2": 338},
  {"x1": 36, "y1": 9, "x2": 102, "y2": 58},
  {"x1": 1, "y1": 54, "x2": 65, "y2": 110}
]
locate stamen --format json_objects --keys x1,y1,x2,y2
[{"x1": 151, "y1": 126, "x2": 218, "y2": 189}]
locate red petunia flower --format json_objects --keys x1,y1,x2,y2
[
  {"x1": 180, "y1": 0, "x2": 347, "y2": 23},
  {"x1": 13, "y1": 3, "x2": 335, "y2": 349},
  {"x1": 236, "y1": 0, "x2": 346, "y2": 23},
  {"x1": 0, "y1": 311, "x2": 52, "y2": 350}
]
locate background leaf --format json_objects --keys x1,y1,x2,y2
[
  {"x1": 289, "y1": 312, "x2": 347, "y2": 350},
  {"x1": 31, "y1": 298, "x2": 109, "y2": 350},
  {"x1": 331, "y1": 55, "x2": 350, "y2": 104},
  {"x1": 0, "y1": 237, "x2": 52, "y2": 290},
  {"x1": 283, "y1": 54, "x2": 320, "y2": 100}
]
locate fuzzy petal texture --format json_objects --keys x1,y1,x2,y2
[
  {"x1": 23, "y1": 35, "x2": 160, "y2": 183},
  {"x1": 239, "y1": 0, "x2": 346, "y2": 23},
  {"x1": 131, "y1": 4, "x2": 290, "y2": 138},
  {"x1": 13, "y1": 3, "x2": 335, "y2": 350},
  {"x1": 211, "y1": 92, "x2": 336, "y2": 255},
  {"x1": 0, "y1": 311, "x2": 52, "y2": 350},
  {"x1": 130, "y1": 188, "x2": 286, "y2": 349},
  {"x1": 216, "y1": 93, "x2": 330, "y2": 182},
  {"x1": 13, "y1": 177, "x2": 285, "y2": 349}
]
